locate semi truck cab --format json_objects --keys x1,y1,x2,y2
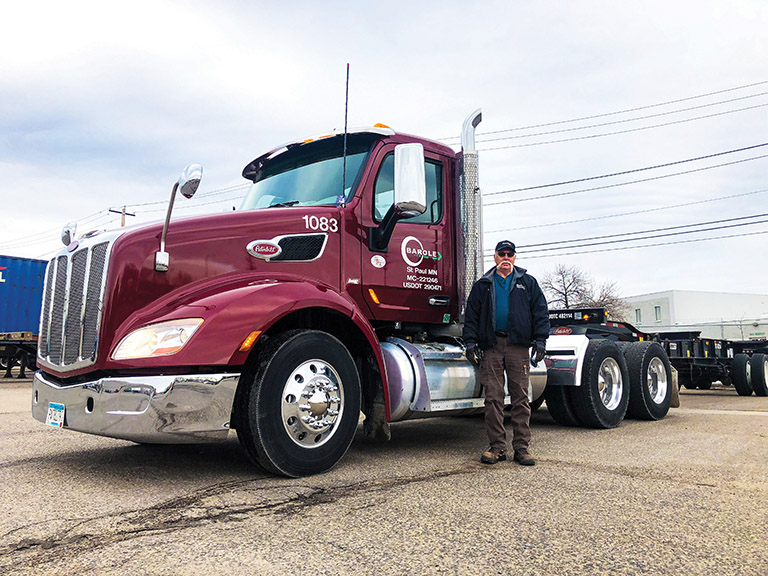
[{"x1": 31, "y1": 110, "x2": 671, "y2": 477}]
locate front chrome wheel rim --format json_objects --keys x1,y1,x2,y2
[
  {"x1": 281, "y1": 359, "x2": 344, "y2": 448},
  {"x1": 647, "y1": 357, "x2": 668, "y2": 404},
  {"x1": 598, "y1": 357, "x2": 623, "y2": 410}
]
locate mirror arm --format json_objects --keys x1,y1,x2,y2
[
  {"x1": 368, "y1": 205, "x2": 402, "y2": 252},
  {"x1": 155, "y1": 181, "x2": 179, "y2": 272}
]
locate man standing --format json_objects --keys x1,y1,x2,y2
[{"x1": 463, "y1": 240, "x2": 550, "y2": 466}]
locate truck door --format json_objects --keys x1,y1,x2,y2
[{"x1": 360, "y1": 144, "x2": 455, "y2": 324}]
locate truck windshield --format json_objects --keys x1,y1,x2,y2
[{"x1": 240, "y1": 133, "x2": 378, "y2": 210}]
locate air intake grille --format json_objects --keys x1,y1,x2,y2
[
  {"x1": 38, "y1": 241, "x2": 111, "y2": 371},
  {"x1": 272, "y1": 234, "x2": 327, "y2": 261}
]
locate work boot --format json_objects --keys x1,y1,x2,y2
[
  {"x1": 513, "y1": 450, "x2": 536, "y2": 466},
  {"x1": 480, "y1": 448, "x2": 507, "y2": 464}
]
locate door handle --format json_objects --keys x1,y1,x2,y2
[{"x1": 428, "y1": 296, "x2": 450, "y2": 306}]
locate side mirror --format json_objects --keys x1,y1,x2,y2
[
  {"x1": 393, "y1": 143, "x2": 427, "y2": 218},
  {"x1": 369, "y1": 144, "x2": 426, "y2": 252},
  {"x1": 156, "y1": 163, "x2": 203, "y2": 272},
  {"x1": 178, "y1": 163, "x2": 203, "y2": 199},
  {"x1": 61, "y1": 222, "x2": 77, "y2": 247}
]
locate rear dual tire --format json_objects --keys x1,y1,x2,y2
[
  {"x1": 732, "y1": 354, "x2": 753, "y2": 396},
  {"x1": 750, "y1": 353, "x2": 768, "y2": 397},
  {"x1": 622, "y1": 342, "x2": 672, "y2": 420}
]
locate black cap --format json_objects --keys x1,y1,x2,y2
[{"x1": 495, "y1": 240, "x2": 516, "y2": 253}]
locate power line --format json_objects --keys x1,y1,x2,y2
[
  {"x1": 441, "y1": 80, "x2": 768, "y2": 140},
  {"x1": 479, "y1": 102, "x2": 768, "y2": 151},
  {"x1": 484, "y1": 213, "x2": 768, "y2": 254},
  {"x1": 485, "y1": 143, "x2": 768, "y2": 197},
  {"x1": 485, "y1": 188, "x2": 768, "y2": 234},
  {"x1": 516, "y1": 218, "x2": 768, "y2": 255},
  {"x1": 0, "y1": 210, "x2": 114, "y2": 249},
  {"x1": 483, "y1": 229, "x2": 768, "y2": 261},
  {"x1": 476, "y1": 92, "x2": 768, "y2": 143},
  {"x1": 484, "y1": 153, "x2": 768, "y2": 206},
  {"x1": 523, "y1": 229, "x2": 768, "y2": 259}
]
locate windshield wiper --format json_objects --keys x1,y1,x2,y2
[{"x1": 266, "y1": 200, "x2": 300, "y2": 209}]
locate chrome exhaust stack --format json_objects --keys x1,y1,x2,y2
[{"x1": 457, "y1": 109, "x2": 483, "y2": 320}]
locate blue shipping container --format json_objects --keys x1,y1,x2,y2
[{"x1": 0, "y1": 255, "x2": 48, "y2": 334}]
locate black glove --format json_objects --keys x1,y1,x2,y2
[
  {"x1": 466, "y1": 345, "x2": 483, "y2": 366},
  {"x1": 531, "y1": 341, "x2": 546, "y2": 366}
]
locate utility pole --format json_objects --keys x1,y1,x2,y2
[{"x1": 109, "y1": 206, "x2": 136, "y2": 227}]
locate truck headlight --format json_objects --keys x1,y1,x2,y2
[{"x1": 112, "y1": 318, "x2": 204, "y2": 360}]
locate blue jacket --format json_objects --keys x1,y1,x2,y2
[{"x1": 463, "y1": 265, "x2": 550, "y2": 350}]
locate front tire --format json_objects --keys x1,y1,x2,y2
[
  {"x1": 237, "y1": 330, "x2": 361, "y2": 477},
  {"x1": 623, "y1": 342, "x2": 672, "y2": 420},
  {"x1": 572, "y1": 340, "x2": 629, "y2": 429}
]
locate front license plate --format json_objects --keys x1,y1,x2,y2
[{"x1": 45, "y1": 402, "x2": 65, "y2": 428}]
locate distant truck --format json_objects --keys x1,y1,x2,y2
[
  {"x1": 31, "y1": 111, "x2": 675, "y2": 477},
  {"x1": 0, "y1": 255, "x2": 47, "y2": 378}
]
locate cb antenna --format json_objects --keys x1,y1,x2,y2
[{"x1": 341, "y1": 63, "x2": 350, "y2": 205}]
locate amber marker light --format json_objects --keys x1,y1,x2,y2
[
  {"x1": 374, "y1": 123, "x2": 391, "y2": 129},
  {"x1": 239, "y1": 331, "x2": 262, "y2": 352},
  {"x1": 368, "y1": 288, "x2": 381, "y2": 305}
]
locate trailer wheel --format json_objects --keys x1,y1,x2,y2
[
  {"x1": 237, "y1": 330, "x2": 361, "y2": 477},
  {"x1": 543, "y1": 385, "x2": 580, "y2": 426},
  {"x1": 571, "y1": 340, "x2": 629, "y2": 428},
  {"x1": 623, "y1": 342, "x2": 671, "y2": 420},
  {"x1": 750, "y1": 353, "x2": 768, "y2": 397},
  {"x1": 731, "y1": 354, "x2": 753, "y2": 396}
]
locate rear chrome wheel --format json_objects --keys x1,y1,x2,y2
[{"x1": 622, "y1": 341, "x2": 672, "y2": 420}]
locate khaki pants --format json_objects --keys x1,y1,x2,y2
[{"x1": 480, "y1": 340, "x2": 531, "y2": 453}]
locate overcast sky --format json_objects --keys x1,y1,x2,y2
[{"x1": 1, "y1": 1, "x2": 766, "y2": 298}]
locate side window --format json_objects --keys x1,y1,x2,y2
[{"x1": 374, "y1": 154, "x2": 443, "y2": 224}]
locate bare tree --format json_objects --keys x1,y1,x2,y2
[
  {"x1": 541, "y1": 264, "x2": 630, "y2": 321},
  {"x1": 541, "y1": 264, "x2": 593, "y2": 309}
]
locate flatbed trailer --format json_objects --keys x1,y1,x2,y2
[
  {"x1": 655, "y1": 331, "x2": 768, "y2": 397},
  {"x1": 0, "y1": 332, "x2": 37, "y2": 378}
]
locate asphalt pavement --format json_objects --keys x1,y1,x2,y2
[{"x1": 1, "y1": 376, "x2": 766, "y2": 576}]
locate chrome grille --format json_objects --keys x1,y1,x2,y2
[{"x1": 38, "y1": 241, "x2": 112, "y2": 371}]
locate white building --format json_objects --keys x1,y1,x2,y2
[{"x1": 625, "y1": 290, "x2": 768, "y2": 341}]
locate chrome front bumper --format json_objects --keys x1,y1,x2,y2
[{"x1": 32, "y1": 371, "x2": 240, "y2": 443}]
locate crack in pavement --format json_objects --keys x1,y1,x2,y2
[{"x1": 0, "y1": 466, "x2": 475, "y2": 573}]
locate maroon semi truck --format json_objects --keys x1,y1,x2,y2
[{"x1": 31, "y1": 111, "x2": 672, "y2": 476}]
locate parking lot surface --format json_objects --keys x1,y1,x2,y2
[{"x1": 1, "y1": 376, "x2": 766, "y2": 576}]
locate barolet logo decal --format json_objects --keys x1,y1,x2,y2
[
  {"x1": 400, "y1": 236, "x2": 441, "y2": 267},
  {"x1": 246, "y1": 240, "x2": 282, "y2": 260}
]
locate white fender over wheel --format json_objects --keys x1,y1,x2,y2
[{"x1": 237, "y1": 330, "x2": 361, "y2": 477}]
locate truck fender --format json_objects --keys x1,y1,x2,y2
[{"x1": 107, "y1": 278, "x2": 392, "y2": 417}]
